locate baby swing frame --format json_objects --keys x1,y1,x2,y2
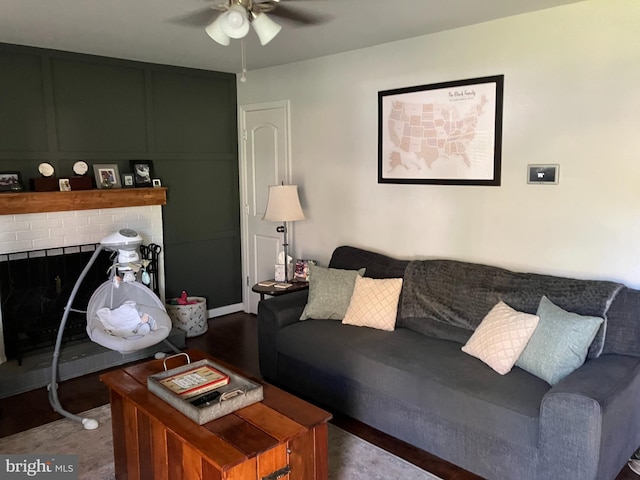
[{"x1": 48, "y1": 238, "x2": 179, "y2": 429}]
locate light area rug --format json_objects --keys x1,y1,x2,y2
[{"x1": 0, "y1": 404, "x2": 440, "y2": 480}]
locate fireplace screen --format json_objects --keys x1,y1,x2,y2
[{"x1": 0, "y1": 245, "x2": 113, "y2": 363}]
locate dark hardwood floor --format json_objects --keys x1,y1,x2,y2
[{"x1": 0, "y1": 312, "x2": 637, "y2": 480}]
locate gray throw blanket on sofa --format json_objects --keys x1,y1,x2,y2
[{"x1": 399, "y1": 260, "x2": 623, "y2": 357}]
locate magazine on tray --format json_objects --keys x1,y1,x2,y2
[{"x1": 159, "y1": 364, "x2": 230, "y2": 399}]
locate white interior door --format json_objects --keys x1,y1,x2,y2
[{"x1": 239, "y1": 101, "x2": 291, "y2": 314}]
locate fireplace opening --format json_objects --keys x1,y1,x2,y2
[{"x1": 0, "y1": 245, "x2": 114, "y2": 364}]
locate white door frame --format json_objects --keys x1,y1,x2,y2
[{"x1": 238, "y1": 100, "x2": 292, "y2": 313}]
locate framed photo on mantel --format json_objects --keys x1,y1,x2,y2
[
  {"x1": 122, "y1": 173, "x2": 135, "y2": 188},
  {"x1": 130, "y1": 160, "x2": 154, "y2": 187},
  {"x1": 0, "y1": 172, "x2": 24, "y2": 192},
  {"x1": 378, "y1": 75, "x2": 504, "y2": 186},
  {"x1": 93, "y1": 164, "x2": 121, "y2": 189}
]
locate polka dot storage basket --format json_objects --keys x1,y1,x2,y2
[{"x1": 165, "y1": 296, "x2": 208, "y2": 337}]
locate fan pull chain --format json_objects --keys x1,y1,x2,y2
[{"x1": 240, "y1": 39, "x2": 247, "y2": 83}]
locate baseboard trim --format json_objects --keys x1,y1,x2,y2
[{"x1": 208, "y1": 303, "x2": 244, "y2": 318}]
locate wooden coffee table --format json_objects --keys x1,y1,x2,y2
[{"x1": 100, "y1": 349, "x2": 331, "y2": 480}]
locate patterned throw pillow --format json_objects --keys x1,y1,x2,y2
[
  {"x1": 461, "y1": 301, "x2": 539, "y2": 375},
  {"x1": 342, "y1": 276, "x2": 404, "y2": 331},
  {"x1": 299, "y1": 265, "x2": 365, "y2": 320},
  {"x1": 516, "y1": 296, "x2": 603, "y2": 385}
]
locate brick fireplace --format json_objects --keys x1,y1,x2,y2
[
  {"x1": 0, "y1": 198, "x2": 165, "y2": 367},
  {"x1": 0, "y1": 189, "x2": 192, "y2": 399}
]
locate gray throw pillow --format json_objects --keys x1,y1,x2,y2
[
  {"x1": 516, "y1": 296, "x2": 603, "y2": 385},
  {"x1": 300, "y1": 265, "x2": 365, "y2": 320}
]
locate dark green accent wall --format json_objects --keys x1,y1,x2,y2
[{"x1": 0, "y1": 43, "x2": 241, "y2": 309}]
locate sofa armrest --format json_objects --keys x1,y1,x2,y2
[
  {"x1": 257, "y1": 290, "x2": 308, "y2": 381},
  {"x1": 538, "y1": 354, "x2": 640, "y2": 480}
]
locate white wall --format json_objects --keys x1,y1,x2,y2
[{"x1": 238, "y1": 0, "x2": 640, "y2": 288}]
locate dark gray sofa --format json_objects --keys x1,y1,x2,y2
[{"x1": 258, "y1": 246, "x2": 640, "y2": 480}]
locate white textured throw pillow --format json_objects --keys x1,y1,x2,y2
[
  {"x1": 342, "y1": 276, "x2": 403, "y2": 331},
  {"x1": 461, "y1": 301, "x2": 539, "y2": 375}
]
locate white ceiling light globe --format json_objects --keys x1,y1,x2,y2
[
  {"x1": 222, "y1": 5, "x2": 250, "y2": 39},
  {"x1": 205, "y1": 16, "x2": 230, "y2": 46},
  {"x1": 226, "y1": 10, "x2": 244, "y2": 28},
  {"x1": 251, "y1": 12, "x2": 282, "y2": 45}
]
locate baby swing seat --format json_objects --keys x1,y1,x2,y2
[{"x1": 86, "y1": 279, "x2": 172, "y2": 354}]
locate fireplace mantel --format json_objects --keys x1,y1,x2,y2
[{"x1": 0, "y1": 187, "x2": 167, "y2": 215}]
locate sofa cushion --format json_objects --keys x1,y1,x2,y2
[
  {"x1": 299, "y1": 265, "x2": 365, "y2": 320},
  {"x1": 328, "y1": 245, "x2": 409, "y2": 279},
  {"x1": 342, "y1": 276, "x2": 403, "y2": 331},
  {"x1": 461, "y1": 301, "x2": 539, "y2": 375},
  {"x1": 275, "y1": 320, "x2": 550, "y2": 449},
  {"x1": 516, "y1": 296, "x2": 603, "y2": 385}
]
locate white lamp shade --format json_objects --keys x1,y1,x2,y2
[
  {"x1": 251, "y1": 13, "x2": 282, "y2": 46},
  {"x1": 205, "y1": 16, "x2": 230, "y2": 46},
  {"x1": 263, "y1": 185, "x2": 305, "y2": 222},
  {"x1": 221, "y1": 5, "x2": 250, "y2": 39}
]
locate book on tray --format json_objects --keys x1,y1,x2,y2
[{"x1": 159, "y1": 364, "x2": 230, "y2": 399}]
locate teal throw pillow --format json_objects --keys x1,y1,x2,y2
[
  {"x1": 516, "y1": 296, "x2": 603, "y2": 385},
  {"x1": 299, "y1": 265, "x2": 365, "y2": 320}
]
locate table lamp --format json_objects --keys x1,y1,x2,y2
[{"x1": 263, "y1": 184, "x2": 305, "y2": 281}]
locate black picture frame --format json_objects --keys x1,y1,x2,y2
[
  {"x1": 0, "y1": 171, "x2": 24, "y2": 192},
  {"x1": 130, "y1": 160, "x2": 154, "y2": 187},
  {"x1": 378, "y1": 75, "x2": 504, "y2": 186},
  {"x1": 122, "y1": 173, "x2": 135, "y2": 188}
]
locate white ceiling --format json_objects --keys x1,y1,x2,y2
[{"x1": 0, "y1": 0, "x2": 584, "y2": 74}]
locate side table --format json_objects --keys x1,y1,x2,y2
[{"x1": 252, "y1": 280, "x2": 309, "y2": 302}]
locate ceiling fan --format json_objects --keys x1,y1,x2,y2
[{"x1": 174, "y1": 0, "x2": 329, "y2": 46}]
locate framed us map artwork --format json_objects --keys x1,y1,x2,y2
[{"x1": 378, "y1": 75, "x2": 504, "y2": 186}]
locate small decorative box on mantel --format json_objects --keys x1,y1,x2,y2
[
  {"x1": 30, "y1": 177, "x2": 59, "y2": 192},
  {"x1": 69, "y1": 176, "x2": 93, "y2": 190}
]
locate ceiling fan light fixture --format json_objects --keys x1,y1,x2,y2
[
  {"x1": 251, "y1": 12, "x2": 282, "y2": 46},
  {"x1": 205, "y1": 16, "x2": 231, "y2": 46},
  {"x1": 221, "y1": 5, "x2": 251, "y2": 39}
]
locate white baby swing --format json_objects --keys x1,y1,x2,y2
[{"x1": 48, "y1": 229, "x2": 179, "y2": 429}]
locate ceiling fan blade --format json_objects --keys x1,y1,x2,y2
[
  {"x1": 265, "y1": 5, "x2": 332, "y2": 26},
  {"x1": 167, "y1": 7, "x2": 224, "y2": 28}
]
